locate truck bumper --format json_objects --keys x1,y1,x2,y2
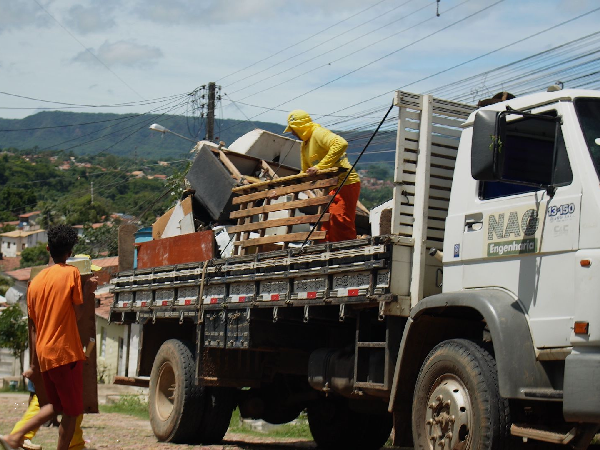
[{"x1": 564, "y1": 348, "x2": 600, "y2": 423}]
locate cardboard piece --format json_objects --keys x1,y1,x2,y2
[{"x1": 152, "y1": 205, "x2": 175, "y2": 240}]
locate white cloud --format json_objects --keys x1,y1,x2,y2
[
  {"x1": 72, "y1": 40, "x2": 163, "y2": 68},
  {"x1": 65, "y1": 4, "x2": 116, "y2": 34},
  {"x1": 0, "y1": 0, "x2": 50, "y2": 33}
]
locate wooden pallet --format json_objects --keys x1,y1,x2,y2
[{"x1": 229, "y1": 168, "x2": 344, "y2": 255}]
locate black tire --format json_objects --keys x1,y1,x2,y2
[
  {"x1": 412, "y1": 339, "x2": 510, "y2": 450},
  {"x1": 148, "y1": 339, "x2": 204, "y2": 443},
  {"x1": 193, "y1": 386, "x2": 236, "y2": 444},
  {"x1": 307, "y1": 397, "x2": 392, "y2": 450}
]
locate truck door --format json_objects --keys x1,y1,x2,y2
[{"x1": 458, "y1": 103, "x2": 581, "y2": 349}]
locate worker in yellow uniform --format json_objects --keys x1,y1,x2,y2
[{"x1": 284, "y1": 109, "x2": 361, "y2": 242}]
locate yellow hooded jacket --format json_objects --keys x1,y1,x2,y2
[{"x1": 285, "y1": 110, "x2": 360, "y2": 187}]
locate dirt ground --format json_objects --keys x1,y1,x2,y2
[{"x1": 0, "y1": 391, "x2": 319, "y2": 450}]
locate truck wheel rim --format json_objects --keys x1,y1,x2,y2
[
  {"x1": 155, "y1": 362, "x2": 176, "y2": 421},
  {"x1": 424, "y1": 374, "x2": 472, "y2": 450}
]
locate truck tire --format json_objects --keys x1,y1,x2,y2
[
  {"x1": 412, "y1": 339, "x2": 510, "y2": 450},
  {"x1": 307, "y1": 397, "x2": 392, "y2": 450},
  {"x1": 192, "y1": 386, "x2": 236, "y2": 444},
  {"x1": 149, "y1": 339, "x2": 204, "y2": 443}
]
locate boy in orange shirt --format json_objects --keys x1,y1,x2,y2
[{"x1": 1, "y1": 225, "x2": 87, "y2": 450}]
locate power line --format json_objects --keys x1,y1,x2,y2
[
  {"x1": 225, "y1": 0, "x2": 425, "y2": 93},
  {"x1": 218, "y1": 0, "x2": 502, "y2": 136},
  {"x1": 216, "y1": 0, "x2": 394, "y2": 83}
]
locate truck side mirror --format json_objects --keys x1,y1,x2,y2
[
  {"x1": 471, "y1": 110, "x2": 506, "y2": 181},
  {"x1": 471, "y1": 108, "x2": 568, "y2": 194}
]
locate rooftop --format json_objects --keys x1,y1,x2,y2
[
  {"x1": 5, "y1": 267, "x2": 33, "y2": 282},
  {"x1": 1, "y1": 229, "x2": 46, "y2": 238}
]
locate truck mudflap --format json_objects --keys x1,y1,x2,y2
[
  {"x1": 389, "y1": 288, "x2": 554, "y2": 412},
  {"x1": 564, "y1": 348, "x2": 600, "y2": 423}
]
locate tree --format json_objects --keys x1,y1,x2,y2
[
  {"x1": 0, "y1": 275, "x2": 14, "y2": 297},
  {"x1": 73, "y1": 223, "x2": 119, "y2": 258},
  {"x1": 20, "y1": 242, "x2": 50, "y2": 268},
  {"x1": 0, "y1": 304, "x2": 29, "y2": 383}
]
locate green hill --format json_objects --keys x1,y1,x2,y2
[
  {"x1": 0, "y1": 111, "x2": 287, "y2": 159},
  {"x1": 0, "y1": 111, "x2": 399, "y2": 164}
]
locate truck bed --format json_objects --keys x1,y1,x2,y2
[{"x1": 109, "y1": 235, "x2": 414, "y2": 340}]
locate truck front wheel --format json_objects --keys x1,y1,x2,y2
[
  {"x1": 412, "y1": 339, "x2": 510, "y2": 450},
  {"x1": 149, "y1": 339, "x2": 204, "y2": 443}
]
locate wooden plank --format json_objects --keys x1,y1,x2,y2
[
  {"x1": 232, "y1": 167, "x2": 342, "y2": 193},
  {"x1": 218, "y1": 150, "x2": 243, "y2": 180},
  {"x1": 403, "y1": 162, "x2": 455, "y2": 178},
  {"x1": 402, "y1": 152, "x2": 456, "y2": 169},
  {"x1": 232, "y1": 176, "x2": 339, "y2": 204},
  {"x1": 260, "y1": 160, "x2": 278, "y2": 179},
  {"x1": 431, "y1": 134, "x2": 461, "y2": 149},
  {"x1": 432, "y1": 124, "x2": 462, "y2": 138},
  {"x1": 228, "y1": 213, "x2": 330, "y2": 233},
  {"x1": 396, "y1": 225, "x2": 445, "y2": 240},
  {"x1": 402, "y1": 184, "x2": 451, "y2": 200},
  {"x1": 432, "y1": 98, "x2": 476, "y2": 119},
  {"x1": 230, "y1": 195, "x2": 333, "y2": 219},
  {"x1": 403, "y1": 173, "x2": 453, "y2": 189},
  {"x1": 431, "y1": 114, "x2": 467, "y2": 128},
  {"x1": 235, "y1": 231, "x2": 327, "y2": 248},
  {"x1": 431, "y1": 143, "x2": 459, "y2": 156}
]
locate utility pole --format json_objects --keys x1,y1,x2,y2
[
  {"x1": 206, "y1": 82, "x2": 216, "y2": 142},
  {"x1": 91, "y1": 181, "x2": 94, "y2": 205}
]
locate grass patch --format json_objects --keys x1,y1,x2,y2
[
  {"x1": 228, "y1": 408, "x2": 312, "y2": 439},
  {"x1": 99, "y1": 395, "x2": 149, "y2": 420}
]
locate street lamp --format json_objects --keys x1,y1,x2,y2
[{"x1": 149, "y1": 123, "x2": 198, "y2": 144}]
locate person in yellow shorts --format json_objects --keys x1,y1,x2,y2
[{"x1": 9, "y1": 378, "x2": 85, "y2": 450}]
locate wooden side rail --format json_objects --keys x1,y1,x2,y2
[{"x1": 230, "y1": 168, "x2": 344, "y2": 255}]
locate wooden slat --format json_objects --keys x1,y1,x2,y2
[
  {"x1": 431, "y1": 114, "x2": 466, "y2": 128},
  {"x1": 235, "y1": 231, "x2": 327, "y2": 248},
  {"x1": 232, "y1": 167, "x2": 342, "y2": 193},
  {"x1": 232, "y1": 177, "x2": 339, "y2": 205},
  {"x1": 228, "y1": 213, "x2": 329, "y2": 233},
  {"x1": 402, "y1": 184, "x2": 451, "y2": 200},
  {"x1": 230, "y1": 195, "x2": 333, "y2": 219},
  {"x1": 402, "y1": 152, "x2": 456, "y2": 170},
  {"x1": 432, "y1": 124, "x2": 462, "y2": 138},
  {"x1": 431, "y1": 134, "x2": 461, "y2": 149},
  {"x1": 395, "y1": 225, "x2": 445, "y2": 240},
  {"x1": 218, "y1": 150, "x2": 243, "y2": 180},
  {"x1": 402, "y1": 162, "x2": 455, "y2": 178},
  {"x1": 403, "y1": 173, "x2": 453, "y2": 189}
]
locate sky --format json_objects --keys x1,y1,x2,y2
[{"x1": 1, "y1": 0, "x2": 599, "y2": 133}]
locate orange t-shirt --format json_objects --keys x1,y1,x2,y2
[{"x1": 27, "y1": 264, "x2": 85, "y2": 372}]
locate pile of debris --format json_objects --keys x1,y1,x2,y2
[{"x1": 127, "y1": 129, "x2": 369, "y2": 270}]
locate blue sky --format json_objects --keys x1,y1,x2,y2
[{"x1": 1, "y1": 0, "x2": 599, "y2": 128}]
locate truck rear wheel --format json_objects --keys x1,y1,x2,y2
[
  {"x1": 412, "y1": 339, "x2": 510, "y2": 450},
  {"x1": 149, "y1": 339, "x2": 204, "y2": 443},
  {"x1": 192, "y1": 386, "x2": 236, "y2": 444},
  {"x1": 307, "y1": 397, "x2": 392, "y2": 450}
]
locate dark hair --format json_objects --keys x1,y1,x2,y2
[{"x1": 47, "y1": 225, "x2": 79, "y2": 261}]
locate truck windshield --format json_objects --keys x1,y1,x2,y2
[{"x1": 574, "y1": 98, "x2": 600, "y2": 177}]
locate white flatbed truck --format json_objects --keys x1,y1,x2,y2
[{"x1": 110, "y1": 88, "x2": 600, "y2": 449}]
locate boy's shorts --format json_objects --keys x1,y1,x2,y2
[{"x1": 42, "y1": 360, "x2": 84, "y2": 416}]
